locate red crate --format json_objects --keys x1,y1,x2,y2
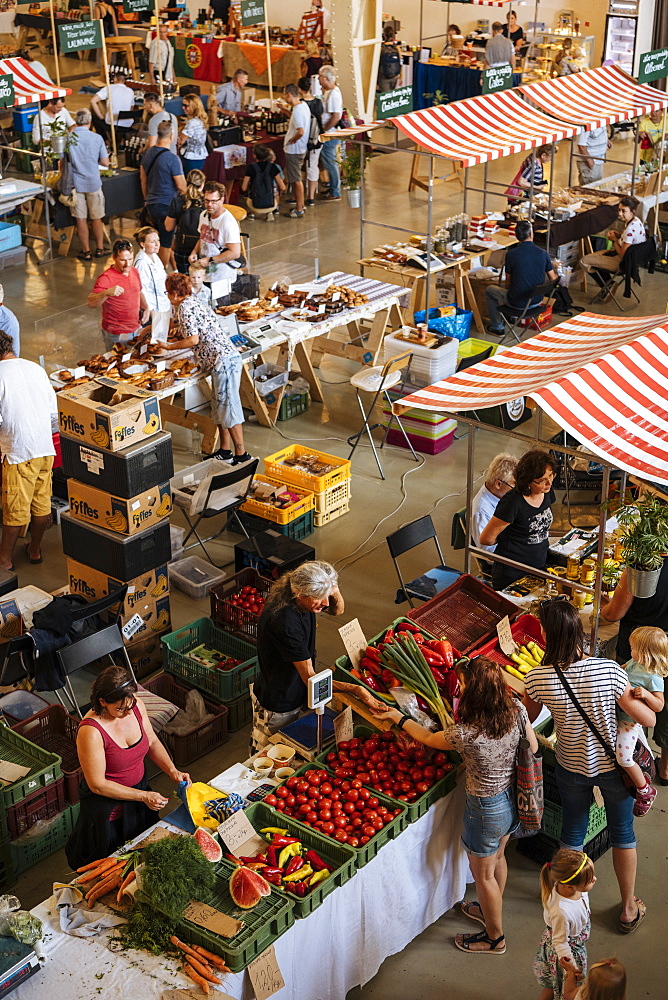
[
  {"x1": 7, "y1": 776, "x2": 66, "y2": 838},
  {"x1": 12, "y1": 705, "x2": 82, "y2": 804},
  {"x1": 409, "y1": 573, "x2": 519, "y2": 654},
  {"x1": 469, "y1": 613, "x2": 544, "y2": 691},
  {"x1": 209, "y1": 567, "x2": 272, "y2": 641},
  {"x1": 141, "y1": 672, "x2": 229, "y2": 770}
]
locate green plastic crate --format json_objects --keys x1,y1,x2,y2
[
  {"x1": 334, "y1": 617, "x2": 438, "y2": 702},
  {"x1": 0, "y1": 724, "x2": 62, "y2": 809},
  {"x1": 277, "y1": 764, "x2": 407, "y2": 869},
  {"x1": 222, "y1": 693, "x2": 252, "y2": 733},
  {"x1": 231, "y1": 508, "x2": 315, "y2": 541},
  {"x1": 175, "y1": 857, "x2": 295, "y2": 972},
  {"x1": 315, "y1": 725, "x2": 460, "y2": 824},
  {"x1": 278, "y1": 391, "x2": 310, "y2": 422},
  {"x1": 0, "y1": 838, "x2": 11, "y2": 891},
  {"x1": 244, "y1": 801, "x2": 356, "y2": 917},
  {"x1": 9, "y1": 802, "x2": 78, "y2": 877},
  {"x1": 541, "y1": 798, "x2": 607, "y2": 844},
  {"x1": 161, "y1": 618, "x2": 258, "y2": 701}
]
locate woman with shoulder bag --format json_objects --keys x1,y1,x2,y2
[
  {"x1": 164, "y1": 169, "x2": 205, "y2": 275},
  {"x1": 177, "y1": 95, "x2": 210, "y2": 174},
  {"x1": 523, "y1": 599, "x2": 656, "y2": 935},
  {"x1": 372, "y1": 655, "x2": 538, "y2": 955}
]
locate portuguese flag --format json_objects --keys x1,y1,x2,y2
[{"x1": 172, "y1": 37, "x2": 222, "y2": 83}]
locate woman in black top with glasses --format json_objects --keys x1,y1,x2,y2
[{"x1": 480, "y1": 449, "x2": 558, "y2": 590}]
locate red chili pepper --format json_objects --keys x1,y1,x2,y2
[
  {"x1": 266, "y1": 845, "x2": 278, "y2": 868},
  {"x1": 435, "y1": 639, "x2": 454, "y2": 669},
  {"x1": 399, "y1": 621, "x2": 423, "y2": 634},
  {"x1": 364, "y1": 645, "x2": 382, "y2": 661},
  {"x1": 383, "y1": 629, "x2": 395, "y2": 643},
  {"x1": 349, "y1": 668, "x2": 362, "y2": 680},
  {"x1": 294, "y1": 881, "x2": 308, "y2": 897},
  {"x1": 225, "y1": 854, "x2": 242, "y2": 865},
  {"x1": 270, "y1": 836, "x2": 300, "y2": 847},
  {"x1": 412, "y1": 632, "x2": 425, "y2": 644},
  {"x1": 415, "y1": 695, "x2": 430, "y2": 714},
  {"x1": 262, "y1": 870, "x2": 283, "y2": 885},
  {"x1": 442, "y1": 670, "x2": 460, "y2": 702},
  {"x1": 430, "y1": 666, "x2": 447, "y2": 686},
  {"x1": 303, "y1": 849, "x2": 331, "y2": 872},
  {"x1": 285, "y1": 856, "x2": 304, "y2": 877},
  {"x1": 238, "y1": 855, "x2": 267, "y2": 865}
]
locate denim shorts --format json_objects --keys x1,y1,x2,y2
[
  {"x1": 462, "y1": 785, "x2": 519, "y2": 857},
  {"x1": 555, "y1": 762, "x2": 636, "y2": 850}
]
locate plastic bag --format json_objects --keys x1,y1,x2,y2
[
  {"x1": 0, "y1": 895, "x2": 43, "y2": 956},
  {"x1": 390, "y1": 687, "x2": 437, "y2": 730},
  {"x1": 162, "y1": 688, "x2": 215, "y2": 736},
  {"x1": 414, "y1": 305, "x2": 472, "y2": 342}
]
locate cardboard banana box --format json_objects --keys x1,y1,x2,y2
[
  {"x1": 126, "y1": 633, "x2": 165, "y2": 679},
  {"x1": 0, "y1": 598, "x2": 22, "y2": 641},
  {"x1": 57, "y1": 378, "x2": 161, "y2": 452},
  {"x1": 67, "y1": 480, "x2": 172, "y2": 536},
  {"x1": 66, "y1": 559, "x2": 169, "y2": 611},
  {"x1": 112, "y1": 593, "x2": 172, "y2": 638}
]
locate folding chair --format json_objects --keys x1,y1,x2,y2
[
  {"x1": 495, "y1": 279, "x2": 560, "y2": 344},
  {"x1": 451, "y1": 507, "x2": 493, "y2": 582},
  {"x1": 0, "y1": 634, "x2": 36, "y2": 689},
  {"x1": 587, "y1": 239, "x2": 656, "y2": 313},
  {"x1": 56, "y1": 623, "x2": 138, "y2": 718},
  {"x1": 386, "y1": 515, "x2": 461, "y2": 607},
  {"x1": 182, "y1": 458, "x2": 259, "y2": 567},
  {"x1": 347, "y1": 352, "x2": 419, "y2": 480}
]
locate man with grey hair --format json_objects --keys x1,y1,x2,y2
[
  {"x1": 63, "y1": 107, "x2": 110, "y2": 261},
  {"x1": 0, "y1": 285, "x2": 19, "y2": 356},
  {"x1": 216, "y1": 68, "x2": 249, "y2": 112},
  {"x1": 471, "y1": 453, "x2": 517, "y2": 552},
  {"x1": 318, "y1": 65, "x2": 343, "y2": 200}
]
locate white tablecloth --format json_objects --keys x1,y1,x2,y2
[{"x1": 14, "y1": 783, "x2": 470, "y2": 1000}]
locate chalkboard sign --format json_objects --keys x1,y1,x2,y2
[
  {"x1": 240, "y1": 0, "x2": 265, "y2": 27},
  {"x1": 123, "y1": 0, "x2": 151, "y2": 12},
  {"x1": 57, "y1": 20, "x2": 103, "y2": 54},
  {"x1": 482, "y1": 64, "x2": 513, "y2": 96},
  {"x1": 638, "y1": 47, "x2": 668, "y2": 85},
  {"x1": 0, "y1": 74, "x2": 14, "y2": 110},
  {"x1": 377, "y1": 86, "x2": 413, "y2": 120}
]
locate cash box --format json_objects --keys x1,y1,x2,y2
[
  {"x1": 61, "y1": 513, "x2": 171, "y2": 581},
  {"x1": 57, "y1": 378, "x2": 161, "y2": 452},
  {"x1": 60, "y1": 431, "x2": 174, "y2": 497},
  {"x1": 67, "y1": 479, "x2": 172, "y2": 535},
  {"x1": 66, "y1": 559, "x2": 169, "y2": 609}
]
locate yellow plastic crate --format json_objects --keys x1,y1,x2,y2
[
  {"x1": 241, "y1": 475, "x2": 314, "y2": 525},
  {"x1": 457, "y1": 338, "x2": 499, "y2": 360},
  {"x1": 264, "y1": 444, "x2": 351, "y2": 493},
  {"x1": 314, "y1": 500, "x2": 350, "y2": 528},
  {"x1": 314, "y1": 477, "x2": 351, "y2": 514}
]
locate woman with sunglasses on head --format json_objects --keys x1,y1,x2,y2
[
  {"x1": 372, "y1": 656, "x2": 537, "y2": 955},
  {"x1": 65, "y1": 666, "x2": 190, "y2": 870},
  {"x1": 480, "y1": 449, "x2": 558, "y2": 591},
  {"x1": 523, "y1": 600, "x2": 656, "y2": 936}
]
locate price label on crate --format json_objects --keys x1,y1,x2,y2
[
  {"x1": 122, "y1": 613, "x2": 144, "y2": 641},
  {"x1": 338, "y1": 618, "x2": 367, "y2": 669},
  {"x1": 217, "y1": 808, "x2": 266, "y2": 858},
  {"x1": 496, "y1": 615, "x2": 517, "y2": 657}
]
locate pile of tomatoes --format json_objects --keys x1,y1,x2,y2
[
  {"x1": 225, "y1": 584, "x2": 266, "y2": 617},
  {"x1": 264, "y1": 766, "x2": 402, "y2": 848},
  {"x1": 324, "y1": 730, "x2": 454, "y2": 801}
]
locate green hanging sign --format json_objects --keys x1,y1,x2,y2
[
  {"x1": 57, "y1": 20, "x2": 103, "y2": 55},
  {"x1": 638, "y1": 47, "x2": 668, "y2": 84},
  {"x1": 123, "y1": 0, "x2": 151, "y2": 13},
  {"x1": 0, "y1": 74, "x2": 14, "y2": 110},
  {"x1": 377, "y1": 86, "x2": 413, "y2": 120},
  {"x1": 482, "y1": 64, "x2": 513, "y2": 96},
  {"x1": 240, "y1": 0, "x2": 265, "y2": 27}
]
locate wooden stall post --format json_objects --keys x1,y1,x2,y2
[
  {"x1": 48, "y1": 0, "x2": 61, "y2": 87},
  {"x1": 263, "y1": 0, "x2": 273, "y2": 105},
  {"x1": 100, "y1": 33, "x2": 118, "y2": 166},
  {"x1": 154, "y1": 0, "x2": 164, "y2": 102}
]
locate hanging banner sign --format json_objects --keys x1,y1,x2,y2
[
  {"x1": 482, "y1": 63, "x2": 513, "y2": 96},
  {"x1": 240, "y1": 0, "x2": 265, "y2": 26},
  {"x1": 123, "y1": 0, "x2": 151, "y2": 12},
  {"x1": 637, "y1": 47, "x2": 668, "y2": 84},
  {"x1": 377, "y1": 85, "x2": 413, "y2": 120},
  {"x1": 0, "y1": 74, "x2": 15, "y2": 110},
  {"x1": 57, "y1": 20, "x2": 103, "y2": 54}
]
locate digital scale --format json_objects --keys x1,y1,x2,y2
[
  {"x1": 216, "y1": 313, "x2": 263, "y2": 360},
  {"x1": 276, "y1": 670, "x2": 335, "y2": 760},
  {"x1": 307, "y1": 668, "x2": 333, "y2": 755},
  {"x1": 0, "y1": 938, "x2": 40, "y2": 998}
]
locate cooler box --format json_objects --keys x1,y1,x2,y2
[
  {"x1": 61, "y1": 513, "x2": 171, "y2": 580},
  {"x1": 13, "y1": 105, "x2": 38, "y2": 131},
  {"x1": 60, "y1": 431, "x2": 174, "y2": 497},
  {"x1": 0, "y1": 223, "x2": 21, "y2": 253},
  {"x1": 234, "y1": 532, "x2": 315, "y2": 579}
]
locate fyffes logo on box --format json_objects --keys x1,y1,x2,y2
[
  {"x1": 69, "y1": 497, "x2": 99, "y2": 520},
  {"x1": 68, "y1": 574, "x2": 99, "y2": 599},
  {"x1": 59, "y1": 413, "x2": 85, "y2": 436}
]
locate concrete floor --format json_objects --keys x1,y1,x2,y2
[{"x1": 4, "y1": 50, "x2": 668, "y2": 999}]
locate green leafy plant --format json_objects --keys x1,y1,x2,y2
[
  {"x1": 341, "y1": 143, "x2": 376, "y2": 190},
  {"x1": 45, "y1": 119, "x2": 78, "y2": 158},
  {"x1": 138, "y1": 834, "x2": 215, "y2": 920},
  {"x1": 616, "y1": 494, "x2": 668, "y2": 572}
]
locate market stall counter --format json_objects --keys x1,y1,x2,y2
[
  {"x1": 203, "y1": 131, "x2": 285, "y2": 203},
  {"x1": 413, "y1": 60, "x2": 522, "y2": 111}
]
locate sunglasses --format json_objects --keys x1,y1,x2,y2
[{"x1": 538, "y1": 595, "x2": 569, "y2": 608}]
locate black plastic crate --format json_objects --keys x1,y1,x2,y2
[
  {"x1": 234, "y1": 532, "x2": 315, "y2": 580},
  {"x1": 60, "y1": 431, "x2": 174, "y2": 497},
  {"x1": 516, "y1": 828, "x2": 611, "y2": 866},
  {"x1": 61, "y1": 513, "x2": 171, "y2": 581}
]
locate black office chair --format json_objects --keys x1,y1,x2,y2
[
  {"x1": 182, "y1": 458, "x2": 259, "y2": 567},
  {"x1": 56, "y1": 623, "x2": 138, "y2": 718},
  {"x1": 494, "y1": 279, "x2": 560, "y2": 344},
  {"x1": 387, "y1": 515, "x2": 461, "y2": 607}
]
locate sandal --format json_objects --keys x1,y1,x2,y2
[
  {"x1": 460, "y1": 901, "x2": 486, "y2": 927},
  {"x1": 619, "y1": 898, "x2": 646, "y2": 934},
  {"x1": 94, "y1": 248, "x2": 110, "y2": 258},
  {"x1": 77, "y1": 250, "x2": 93, "y2": 261},
  {"x1": 454, "y1": 930, "x2": 506, "y2": 954},
  {"x1": 23, "y1": 544, "x2": 42, "y2": 565}
]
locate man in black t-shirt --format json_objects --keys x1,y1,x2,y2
[{"x1": 485, "y1": 220, "x2": 558, "y2": 334}]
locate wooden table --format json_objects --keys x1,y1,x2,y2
[{"x1": 105, "y1": 35, "x2": 144, "y2": 74}]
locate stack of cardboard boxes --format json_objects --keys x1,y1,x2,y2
[{"x1": 56, "y1": 378, "x2": 174, "y2": 677}]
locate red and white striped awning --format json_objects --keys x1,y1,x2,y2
[
  {"x1": 0, "y1": 57, "x2": 71, "y2": 105},
  {"x1": 521, "y1": 65, "x2": 668, "y2": 129},
  {"x1": 394, "y1": 313, "x2": 668, "y2": 485}
]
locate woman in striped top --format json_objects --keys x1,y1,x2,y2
[{"x1": 523, "y1": 600, "x2": 655, "y2": 935}]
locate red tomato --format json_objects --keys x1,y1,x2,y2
[
  {"x1": 351, "y1": 779, "x2": 363, "y2": 789},
  {"x1": 348, "y1": 836, "x2": 360, "y2": 848},
  {"x1": 349, "y1": 748, "x2": 362, "y2": 760},
  {"x1": 338, "y1": 741, "x2": 351, "y2": 751},
  {"x1": 343, "y1": 801, "x2": 355, "y2": 815},
  {"x1": 357, "y1": 787, "x2": 370, "y2": 801},
  {"x1": 344, "y1": 789, "x2": 359, "y2": 803},
  {"x1": 306, "y1": 787, "x2": 320, "y2": 800},
  {"x1": 331, "y1": 802, "x2": 343, "y2": 815},
  {"x1": 380, "y1": 732, "x2": 395, "y2": 742},
  {"x1": 322, "y1": 821, "x2": 335, "y2": 835},
  {"x1": 362, "y1": 825, "x2": 376, "y2": 838},
  {"x1": 249, "y1": 605, "x2": 259, "y2": 614},
  {"x1": 367, "y1": 796, "x2": 379, "y2": 809},
  {"x1": 378, "y1": 769, "x2": 391, "y2": 781},
  {"x1": 296, "y1": 794, "x2": 308, "y2": 806},
  {"x1": 275, "y1": 801, "x2": 285, "y2": 811},
  {"x1": 364, "y1": 810, "x2": 378, "y2": 823},
  {"x1": 434, "y1": 768, "x2": 445, "y2": 780},
  {"x1": 286, "y1": 776, "x2": 300, "y2": 789},
  {"x1": 319, "y1": 810, "x2": 332, "y2": 822},
  {"x1": 333, "y1": 816, "x2": 347, "y2": 829},
  {"x1": 295, "y1": 780, "x2": 308, "y2": 794},
  {"x1": 351, "y1": 816, "x2": 363, "y2": 828},
  {"x1": 264, "y1": 794, "x2": 278, "y2": 807},
  {"x1": 409, "y1": 768, "x2": 424, "y2": 783},
  {"x1": 372, "y1": 816, "x2": 384, "y2": 830},
  {"x1": 318, "y1": 797, "x2": 332, "y2": 811},
  {"x1": 334, "y1": 830, "x2": 348, "y2": 843},
  {"x1": 320, "y1": 782, "x2": 333, "y2": 796},
  {"x1": 359, "y1": 836, "x2": 370, "y2": 845},
  {"x1": 306, "y1": 810, "x2": 318, "y2": 823},
  {"x1": 306, "y1": 771, "x2": 323, "y2": 786},
  {"x1": 416, "y1": 781, "x2": 430, "y2": 794},
  {"x1": 298, "y1": 803, "x2": 311, "y2": 816},
  {"x1": 377, "y1": 806, "x2": 388, "y2": 817},
  {"x1": 285, "y1": 794, "x2": 296, "y2": 807},
  {"x1": 356, "y1": 772, "x2": 371, "y2": 783},
  {"x1": 422, "y1": 765, "x2": 436, "y2": 780},
  {"x1": 275, "y1": 786, "x2": 289, "y2": 799},
  {"x1": 326, "y1": 752, "x2": 338, "y2": 764},
  {"x1": 330, "y1": 789, "x2": 341, "y2": 801}
]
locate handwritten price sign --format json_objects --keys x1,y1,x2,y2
[{"x1": 248, "y1": 945, "x2": 285, "y2": 1000}]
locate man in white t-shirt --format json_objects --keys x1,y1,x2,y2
[
  {"x1": 189, "y1": 180, "x2": 242, "y2": 304},
  {"x1": 318, "y1": 65, "x2": 343, "y2": 200},
  {"x1": 576, "y1": 126, "x2": 612, "y2": 185},
  {"x1": 31, "y1": 97, "x2": 74, "y2": 147},
  {"x1": 282, "y1": 84, "x2": 310, "y2": 218},
  {"x1": 90, "y1": 71, "x2": 135, "y2": 144},
  {"x1": 0, "y1": 330, "x2": 57, "y2": 571},
  {"x1": 148, "y1": 23, "x2": 176, "y2": 86},
  {"x1": 471, "y1": 453, "x2": 517, "y2": 552}
]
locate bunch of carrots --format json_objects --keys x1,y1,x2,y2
[
  {"x1": 75, "y1": 855, "x2": 137, "y2": 908},
  {"x1": 170, "y1": 935, "x2": 230, "y2": 994}
]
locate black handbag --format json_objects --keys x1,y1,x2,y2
[{"x1": 554, "y1": 663, "x2": 656, "y2": 798}]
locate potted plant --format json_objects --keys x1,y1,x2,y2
[
  {"x1": 341, "y1": 143, "x2": 363, "y2": 208},
  {"x1": 616, "y1": 493, "x2": 668, "y2": 598},
  {"x1": 46, "y1": 120, "x2": 77, "y2": 159}
]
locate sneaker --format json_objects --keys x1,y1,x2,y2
[
  {"x1": 288, "y1": 209, "x2": 305, "y2": 218},
  {"x1": 285, "y1": 198, "x2": 298, "y2": 205},
  {"x1": 305, "y1": 198, "x2": 315, "y2": 206},
  {"x1": 231, "y1": 452, "x2": 253, "y2": 466},
  {"x1": 321, "y1": 193, "x2": 341, "y2": 201},
  {"x1": 633, "y1": 781, "x2": 657, "y2": 816},
  {"x1": 214, "y1": 449, "x2": 234, "y2": 463}
]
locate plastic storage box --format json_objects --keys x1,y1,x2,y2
[
  {"x1": 60, "y1": 431, "x2": 174, "y2": 497},
  {"x1": 234, "y1": 508, "x2": 315, "y2": 541},
  {"x1": 140, "y1": 672, "x2": 229, "y2": 769},
  {"x1": 61, "y1": 513, "x2": 171, "y2": 580},
  {"x1": 264, "y1": 444, "x2": 351, "y2": 493},
  {"x1": 161, "y1": 617, "x2": 258, "y2": 701},
  {"x1": 168, "y1": 555, "x2": 226, "y2": 600},
  {"x1": 0, "y1": 691, "x2": 51, "y2": 723},
  {"x1": 171, "y1": 458, "x2": 241, "y2": 517},
  {"x1": 223, "y1": 692, "x2": 252, "y2": 732},
  {"x1": 0, "y1": 726, "x2": 62, "y2": 811},
  {"x1": 383, "y1": 331, "x2": 459, "y2": 388},
  {"x1": 169, "y1": 523, "x2": 185, "y2": 563},
  {"x1": 0, "y1": 246, "x2": 26, "y2": 271},
  {"x1": 12, "y1": 705, "x2": 82, "y2": 804},
  {"x1": 252, "y1": 362, "x2": 290, "y2": 398},
  {"x1": 0, "y1": 223, "x2": 21, "y2": 254}
]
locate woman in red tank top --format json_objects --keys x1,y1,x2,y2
[{"x1": 65, "y1": 665, "x2": 190, "y2": 870}]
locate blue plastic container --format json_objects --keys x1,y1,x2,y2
[{"x1": 13, "y1": 105, "x2": 38, "y2": 131}]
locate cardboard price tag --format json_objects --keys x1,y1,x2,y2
[
  {"x1": 338, "y1": 618, "x2": 367, "y2": 670},
  {"x1": 122, "y1": 613, "x2": 144, "y2": 641},
  {"x1": 333, "y1": 706, "x2": 354, "y2": 746},
  {"x1": 248, "y1": 945, "x2": 285, "y2": 1000},
  {"x1": 496, "y1": 615, "x2": 517, "y2": 657},
  {"x1": 217, "y1": 809, "x2": 266, "y2": 858},
  {"x1": 183, "y1": 900, "x2": 242, "y2": 939},
  {"x1": 0, "y1": 760, "x2": 31, "y2": 786}
]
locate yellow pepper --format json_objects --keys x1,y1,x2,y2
[
  {"x1": 506, "y1": 664, "x2": 525, "y2": 682},
  {"x1": 308, "y1": 869, "x2": 329, "y2": 887},
  {"x1": 260, "y1": 827, "x2": 288, "y2": 837},
  {"x1": 283, "y1": 864, "x2": 313, "y2": 883},
  {"x1": 278, "y1": 842, "x2": 302, "y2": 868}
]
